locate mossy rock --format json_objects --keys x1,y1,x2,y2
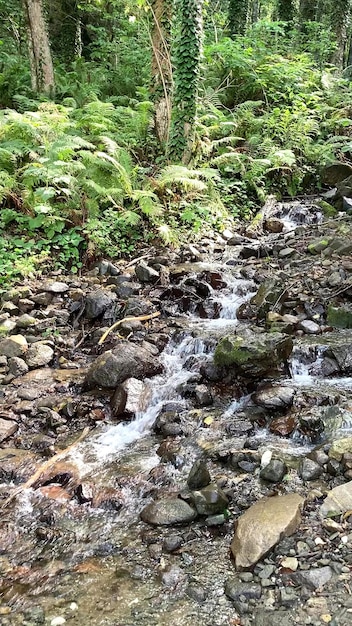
[
  {"x1": 307, "y1": 239, "x2": 329, "y2": 254},
  {"x1": 327, "y1": 305, "x2": 352, "y2": 329},
  {"x1": 214, "y1": 331, "x2": 293, "y2": 378}
]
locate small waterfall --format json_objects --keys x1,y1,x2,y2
[
  {"x1": 91, "y1": 334, "x2": 207, "y2": 460},
  {"x1": 289, "y1": 344, "x2": 324, "y2": 384},
  {"x1": 79, "y1": 274, "x2": 254, "y2": 464}
]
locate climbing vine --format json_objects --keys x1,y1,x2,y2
[
  {"x1": 228, "y1": 0, "x2": 248, "y2": 37},
  {"x1": 169, "y1": 0, "x2": 204, "y2": 163}
]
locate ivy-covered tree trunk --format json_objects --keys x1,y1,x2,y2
[
  {"x1": 299, "y1": 0, "x2": 317, "y2": 23},
  {"x1": 250, "y1": 0, "x2": 260, "y2": 23},
  {"x1": 277, "y1": 0, "x2": 295, "y2": 23},
  {"x1": 228, "y1": 0, "x2": 248, "y2": 37},
  {"x1": 327, "y1": 0, "x2": 352, "y2": 68},
  {"x1": 151, "y1": 0, "x2": 173, "y2": 144},
  {"x1": 169, "y1": 0, "x2": 203, "y2": 164},
  {"x1": 22, "y1": 0, "x2": 55, "y2": 94}
]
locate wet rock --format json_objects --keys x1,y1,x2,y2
[
  {"x1": 250, "y1": 277, "x2": 287, "y2": 319},
  {"x1": 329, "y1": 437, "x2": 352, "y2": 461},
  {"x1": 111, "y1": 378, "x2": 151, "y2": 418},
  {"x1": 298, "y1": 458, "x2": 323, "y2": 481},
  {"x1": 85, "y1": 342, "x2": 161, "y2": 388},
  {"x1": 214, "y1": 330, "x2": 293, "y2": 378},
  {"x1": 320, "y1": 480, "x2": 352, "y2": 517},
  {"x1": 140, "y1": 498, "x2": 197, "y2": 526},
  {"x1": 135, "y1": 261, "x2": 160, "y2": 283},
  {"x1": 191, "y1": 483, "x2": 228, "y2": 515},
  {"x1": 326, "y1": 338, "x2": 352, "y2": 374},
  {"x1": 298, "y1": 408, "x2": 324, "y2": 440},
  {"x1": 84, "y1": 289, "x2": 116, "y2": 319},
  {"x1": 8, "y1": 356, "x2": 29, "y2": 377},
  {"x1": 26, "y1": 343, "x2": 54, "y2": 368},
  {"x1": 42, "y1": 281, "x2": 69, "y2": 294},
  {"x1": 193, "y1": 384, "x2": 213, "y2": 407},
  {"x1": 38, "y1": 485, "x2": 71, "y2": 501},
  {"x1": 231, "y1": 493, "x2": 304, "y2": 570},
  {"x1": 0, "y1": 448, "x2": 39, "y2": 482},
  {"x1": 225, "y1": 579, "x2": 261, "y2": 606},
  {"x1": 269, "y1": 414, "x2": 296, "y2": 436},
  {"x1": 92, "y1": 487, "x2": 124, "y2": 510},
  {"x1": 187, "y1": 460, "x2": 211, "y2": 490},
  {"x1": 327, "y1": 305, "x2": 352, "y2": 329},
  {"x1": 0, "y1": 418, "x2": 18, "y2": 443},
  {"x1": 260, "y1": 459, "x2": 287, "y2": 482},
  {"x1": 298, "y1": 320, "x2": 320, "y2": 335},
  {"x1": 0, "y1": 334, "x2": 28, "y2": 358},
  {"x1": 253, "y1": 385, "x2": 294, "y2": 409}
]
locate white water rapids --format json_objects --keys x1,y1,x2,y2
[{"x1": 79, "y1": 274, "x2": 256, "y2": 466}]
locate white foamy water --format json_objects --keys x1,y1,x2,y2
[{"x1": 75, "y1": 274, "x2": 254, "y2": 466}]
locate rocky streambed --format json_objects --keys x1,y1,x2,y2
[{"x1": 0, "y1": 198, "x2": 352, "y2": 626}]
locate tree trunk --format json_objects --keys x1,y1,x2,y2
[
  {"x1": 22, "y1": 0, "x2": 55, "y2": 95},
  {"x1": 277, "y1": 0, "x2": 295, "y2": 23},
  {"x1": 151, "y1": 0, "x2": 173, "y2": 145},
  {"x1": 250, "y1": 0, "x2": 260, "y2": 23},
  {"x1": 228, "y1": 0, "x2": 249, "y2": 37},
  {"x1": 299, "y1": 0, "x2": 317, "y2": 23},
  {"x1": 169, "y1": 0, "x2": 204, "y2": 163},
  {"x1": 328, "y1": 0, "x2": 352, "y2": 68}
]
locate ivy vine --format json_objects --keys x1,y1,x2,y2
[{"x1": 169, "y1": 0, "x2": 203, "y2": 163}]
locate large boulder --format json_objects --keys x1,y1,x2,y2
[
  {"x1": 84, "y1": 342, "x2": 162, "y2": 389},
  {"x1": 214, "y1": 330, "x2": 293, "y2": 378},
  {"x1": 231, "y1": 493, "x2": 304, "y2": 570}
]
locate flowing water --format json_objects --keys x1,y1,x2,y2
[{"x1": 2, "y1": 253, "x2": 352, "y2": 624}]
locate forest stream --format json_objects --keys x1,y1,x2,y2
[{"x1": 1, "y1": 198, "x2": 352, "y2": 626}]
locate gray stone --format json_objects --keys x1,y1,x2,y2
[
  {"x1": 194, "y1": 384, "x2": 213, "y2": 407},
  {"x1": 8, "y1": 357, "x2": 29, "y2": 377},
  {"x1": 85, "y1": 342, "x2": 161, "y2": 389},
  {"x1": 231, "y1": 493, "x2": 304, "y2": 570},
  {"x1": 0, "y1": 418, "x2": 18, "y2": 443},
  {"x1": 260, "y1": 459, "x2": 287, "y2": 482},
  {"x1": 192, "y1": 483, "x2": 229, "y2": 515},
  {"x1": 320, "y1": 480, "x2": 352, "y2": 517},
  {"x1": 187, "y1": 460, "x2": 211, "y2": 490},
  {"x1": 26, "y1": 343, "x2": 54, "y2": 368},
  {"x1": 250, "y1": 278, "x2": 287, "y2": 319},
  {"x1": 16, "y1": 314, "x2": 37, "y2": 329},
  {"x1": 253, "y1": 385, "x2": 294, "y2": 409},
  {"x1": 140, "y1": 499, "x2": 197, "y2": 526},
  {"x1": 279, "y1": 247, "x2": 296, "y2": 258},
  {"x1": 110, "y1": 378, "x2": 151, "y2": 418},
  {"x1": 163, "y1": 534, "x2": 183, "y2": 552},
  {"x1": 42, "y1": 281, "x2": 69, "y2": 294},
  {"x1": 298, "y1": 458, "x2": 323, "y2": 481},
  {"x1": 135, "y1": 261, "x2": 159, "y2": 283},
  {"x1": 225, "y1": 579, "x2": 261, "y2": 602},
  {"x1": 291, "y1": 566, "x2": 333, "y2": 590},
  {"x1": 298, "y1": 320, "x2": 320, "y2": 335},
  {"x1": 85, "y1": 289, "x2": 116, "y2": 319},
  {"x1": 0, "y1": 335, "x2": 28, "y2": 358},
  {"x1": 322, "y1": 162, "x2": 352, "y2": 186},
  {"x1": 329, "y1": 437, "x2": 352, "y2": 461}
]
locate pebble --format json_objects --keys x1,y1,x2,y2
[{"x1": 51, "y1": 618, "x2": 66, "y2": 626}]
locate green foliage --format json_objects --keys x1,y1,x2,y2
[{"x1": 228, "y1": 0, "x2": 248, "y2": 37}]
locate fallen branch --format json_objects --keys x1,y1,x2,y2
[
  {"x1": 98, "y1": 311, "x2": 161, "y2": 345},
  {"x1": 1, "y1": 427, "x2": 90, "y2": 509}
]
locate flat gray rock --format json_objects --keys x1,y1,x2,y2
[{"x1": 320, "y1": 480, "x2": 352, "y2": 517}]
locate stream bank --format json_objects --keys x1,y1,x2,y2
[{"x1": 0, "y1": 198, "x2": 352, "y2": 626}]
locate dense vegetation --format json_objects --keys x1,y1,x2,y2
[{"x1": 1, "y1": 0, "x2": 352, "y2": 284}]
